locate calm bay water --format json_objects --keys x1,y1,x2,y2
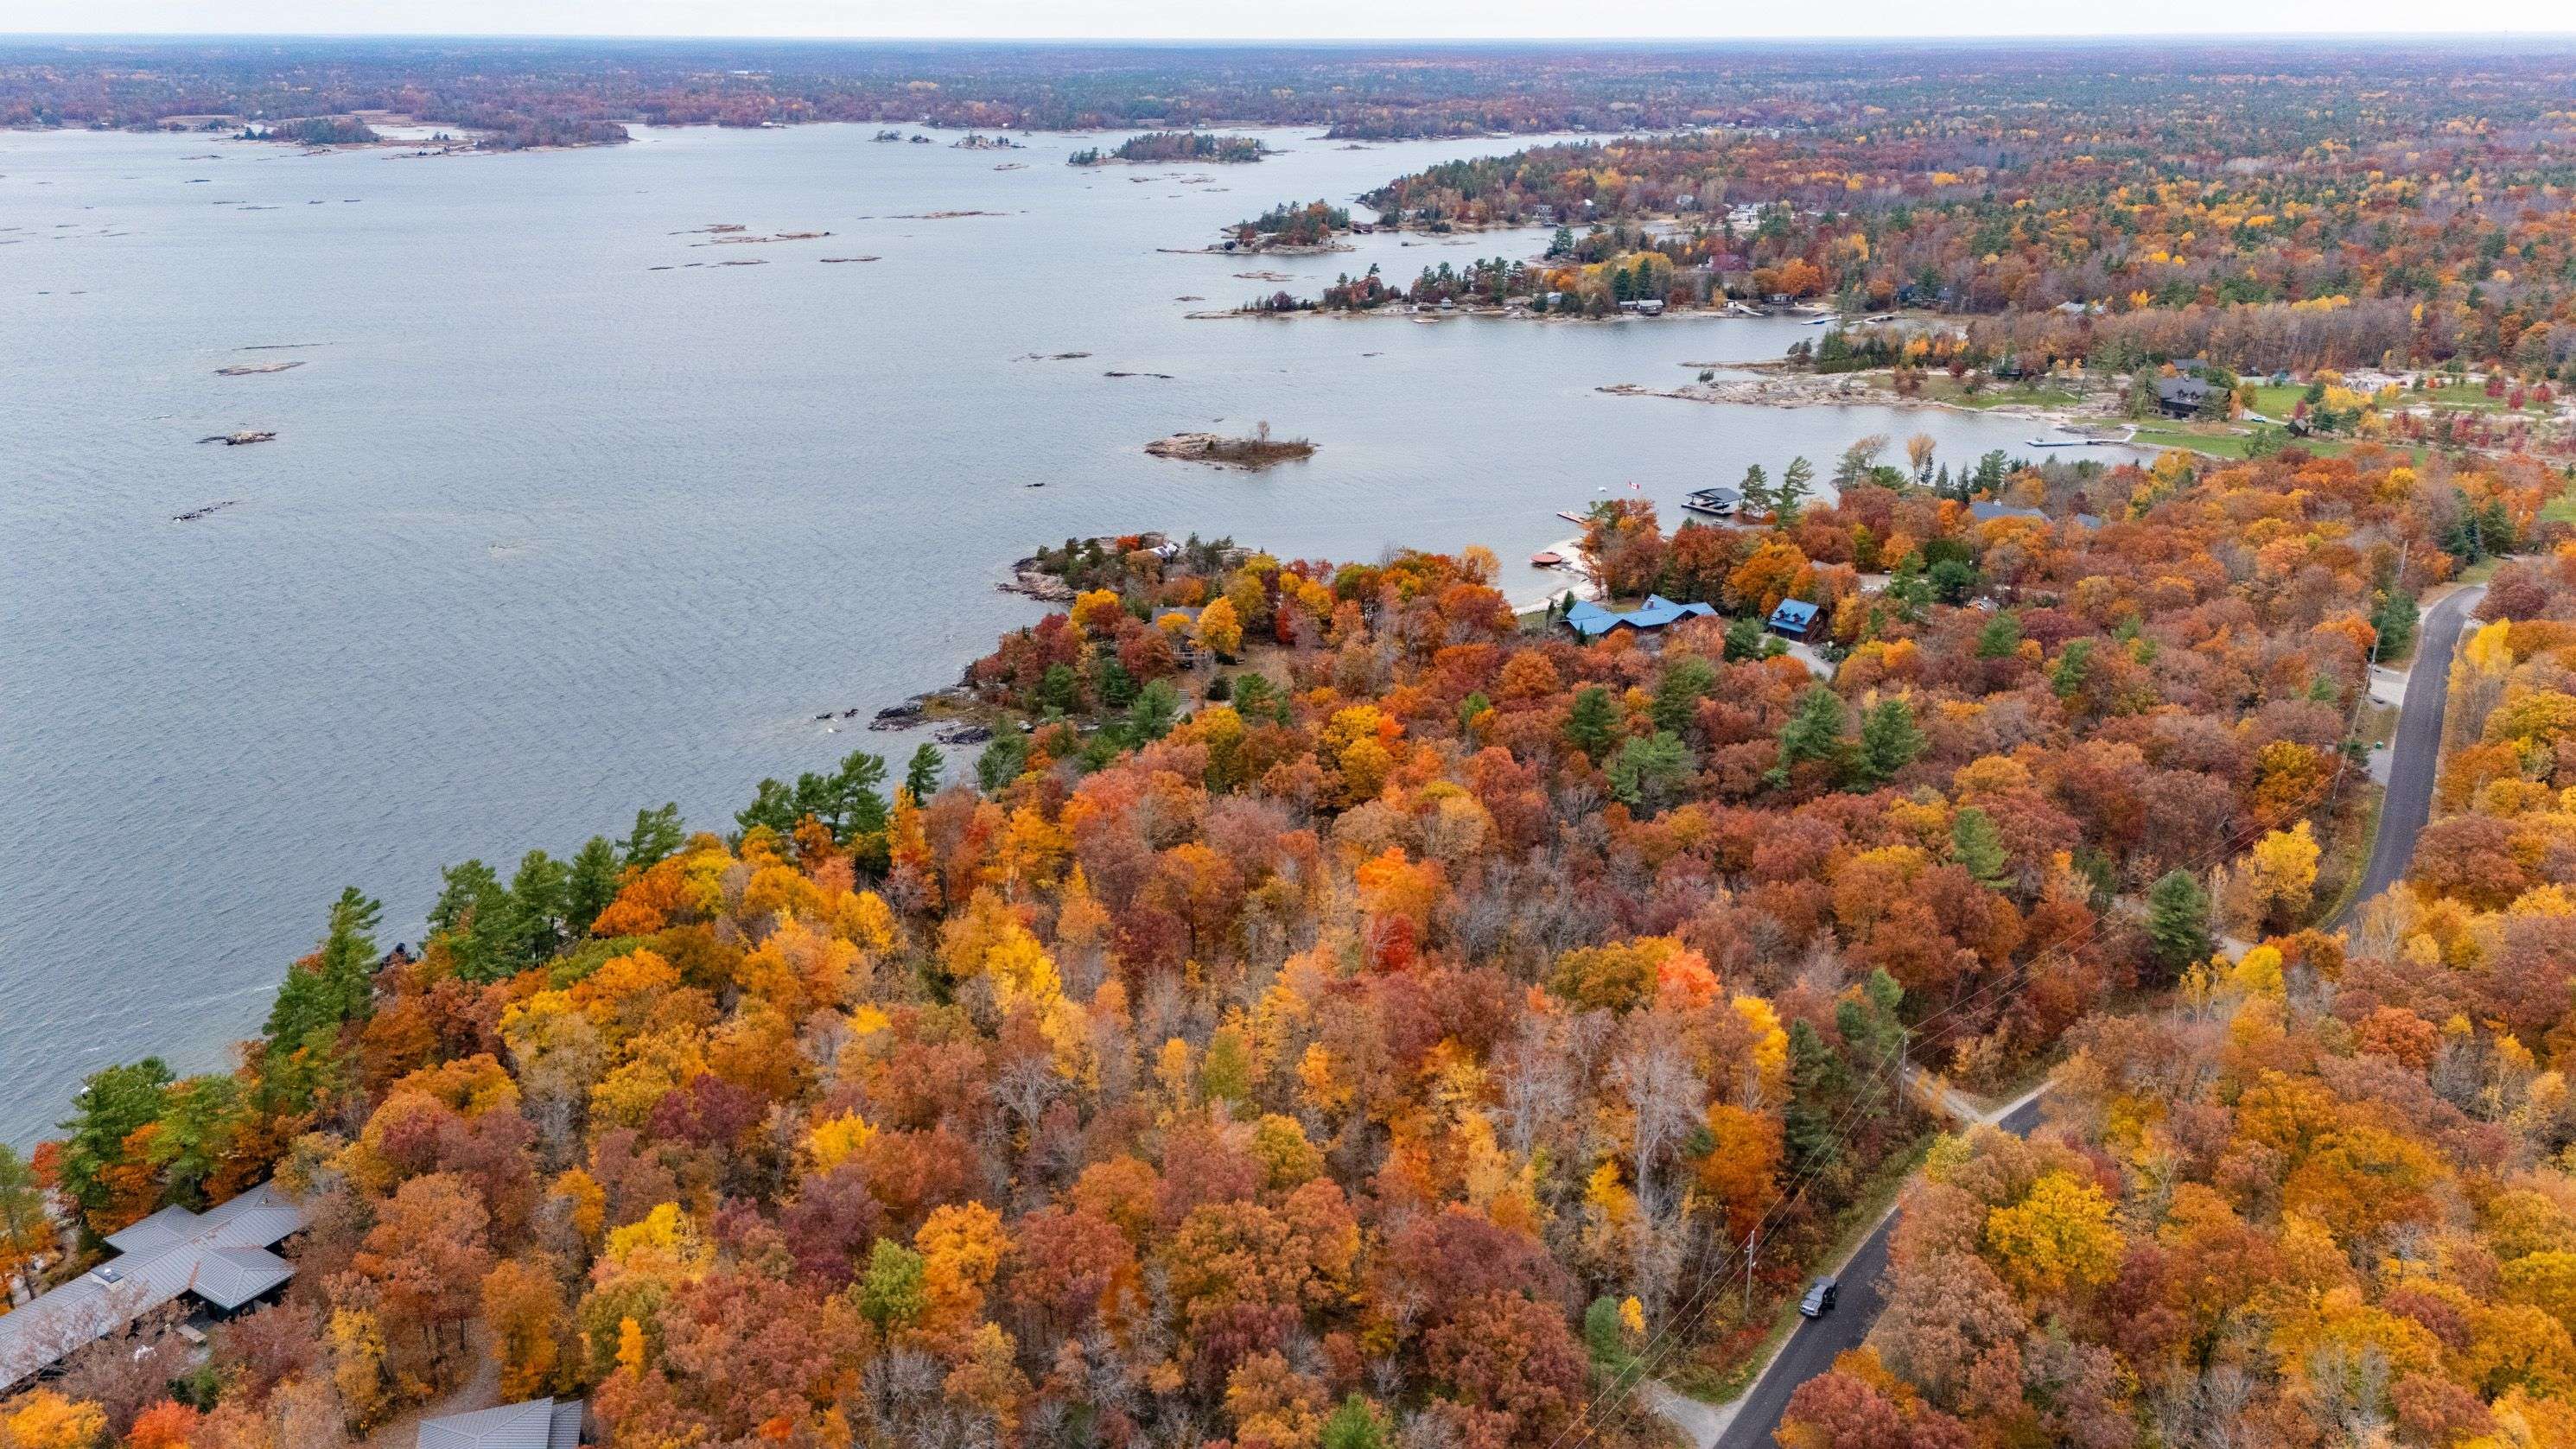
[{"x1": 0, "y1": 123, "x2": 2125, "y2": 1145}]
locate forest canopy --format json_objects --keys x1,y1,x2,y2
[{"x1": 7, "y1": 436, "x2": 2564, "y2": 1449}]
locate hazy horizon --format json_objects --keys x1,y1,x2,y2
[
  {"x1": 5, "y1": 0, "x2": 2571, "y2": 41},
  {"x1": 10, "y1": 29, "x2": 2576, "y2": 41}
]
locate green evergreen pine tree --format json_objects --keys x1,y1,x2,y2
[
  {"x1": 2371, "y1": 589, "x2": 2418, "y2": 658},
  {"x1": 906, "y1": 743, "x2": 945, "y2": 802},
  {"x1": 1776, "y1": 456, "x2": 1816, "y2": 524},
  {"x1": 1858, "y1": 696, "x2": 1926, "y2": 784},
  {"x1": 1652, "y1": 656, "x2": 1718, "y2": 738},
  {"x1": 2146, "y1": 869, "x2": 2214, "y2": 975},
  {"x1": 1784, "y1": 1020, "x2": 1848, "y2": 1174},
  {"x1": 1738, "y1": 462, "x2": 1771, "y2": 517},
  {"x1": 566, "y1": 837, "x2": 620, "y2": 937},
  {"x1": 1951, "y1": 807, "x2": 2010, "y2": 888},
  {"x1": 1770, "y1": 684, "x2": 1848, "y2": 785},
  {"x1": 620, "y1": 803, "x2": 684, "y2": 868},
  {"x1": 1567, "y1": 684, "x2": 1620, "y2": 763}
]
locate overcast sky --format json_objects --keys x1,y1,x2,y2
[{"x1": 10, "y1": 0, "x2": 2574, "y2": 39}]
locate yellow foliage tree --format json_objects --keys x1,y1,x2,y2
[
  {"x1": 2242, "y1": 821, "x2": 2320, "y2": 931},
  {"x1": 916, "y1": 1201, "x2": 1010, "y2": 1338},
  {"x1": 1197, "y1": 596, "x2": 1244, "y2": 658},
  {"x1": 805, "y1": 1111, "x2": 879, "y2": 1173},
  {"x1": 1983, "y1": 1170, "x2": 2122, "y2": 1300},
  {"x1": 3, "y1": 1390, "x2": 106, "y2": 1449}
]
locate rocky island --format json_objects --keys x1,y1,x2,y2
[{"x1": 1144, "y1": 424, "x2": 1316, "y2": 468}]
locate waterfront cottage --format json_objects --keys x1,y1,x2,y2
[
  {"x1": 2157, "y1": 376, "x2": 2214, "y2": 417},
  {"x1": 1562, "y1": 594, "x2": 1717, "y2": 641},
  {"x1": 0, "y1": 1182, "x2": 304, "y2": 1389}
]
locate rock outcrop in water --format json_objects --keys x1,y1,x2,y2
[{"x1": 1145, "y1": 429, "x2": 1316, "y2": 469}]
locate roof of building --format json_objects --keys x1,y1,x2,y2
[
  {"x1": 1563, "y1": 594, "x2": 1718, "y2": 639},
  {"x1": 0, "y1": 1182, "x2": 305, "y2": 1388},
  {"x1": 2158, "y1": 376, "x2": 2213, "y2": 404},
  {"x1": 1768, "y1": 599, "x2": 1822, "y2": 631},
  {"x1": 420, "y1": 1399, "x2": 585, "y2": 1449}
]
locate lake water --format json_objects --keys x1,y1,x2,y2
[{"x1": 0, "y1": 122, "x2": 2131, "y2": 1146}]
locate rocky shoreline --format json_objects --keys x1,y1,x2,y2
[{"x1": 1597, "y1": 372, "x2": 2113, "y2": 427}]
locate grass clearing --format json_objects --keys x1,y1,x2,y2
[
  {"x1": 2245, "y1": 383, "x2": 2308, "y2": 417},
  {"x1": 2131, "y1": 425, "x2": 2255, "y2": 459},
  {"x1": 1918, "y1": 375, "x2": 2087, "y2": 410}
]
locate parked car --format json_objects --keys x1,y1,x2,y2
[{"x1": 1798, "y1": 1278, "x2": 1839, "y2": 1318}]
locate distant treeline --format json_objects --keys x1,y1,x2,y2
[{"x1": 17, "y1": 38, "x2": 2573, "y2": 145}]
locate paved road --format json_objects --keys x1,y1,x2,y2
[
  {"x1": 2341, "y1": 585, "x2": 2486, "y2": 922},
  {"x1": 1708, "y1": 1094, "x2": 2044, "y2": 1449},
  {"x1": 1686, "y1": 583, "x2": 2485, "y2": 1449}
]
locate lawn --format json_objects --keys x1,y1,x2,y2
[
  {"x1": 1918, "y1": 375, "x2": 2087, "y2": 410},
  {"x1": 2410, "y1": 385, "x2": 2554, "y2": 416},
  {"x1": 2245, "y1": 380, "x2": 2549, "y2": 421},
  {"x1": 2244, "y1": 383, "x2": 2309, "y2": 418},
  {"x1": 2130, "y1": 425, "x2": 2256, "y2": 459},
  {"x1": 2130, "y1": 424, "x2": 2372, "y2": 461}
]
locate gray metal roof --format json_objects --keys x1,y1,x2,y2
[
  {"x1": 419, "y1": 1398, "x2": 583, "y2": 1449},
  {"x1": 0, "y1": 1181, "x2": 305, "y2": 1388}
]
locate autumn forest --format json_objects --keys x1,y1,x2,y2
[{"x1": 14, "y1": 34, "x2": 2576, "y2": 1449}]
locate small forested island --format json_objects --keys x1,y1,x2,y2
[
  {"x1": 240, "y1": 117, "x2": 379, "y2": 145},
  {"x1": 1144, "y1": 423, "x2": 1317, "y2": 467},
  {"x1": 1070, "y1": 130, "x2": 1270, "y2": 165},
  {"x1": 1220, "y1": 198, "x2": 1354, "y2": 251}
]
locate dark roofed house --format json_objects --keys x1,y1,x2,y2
[
  {"x1": 1562, "y1": 594, "x2": 1718, "y2": 641},
  {"x1": 1767, "y1": 599, "x2": 1821, "y2": 638},
  {"x1": 420, "y1": 1399, "x2": 587, "y2": 1449},
  {"x1": 0, "y1": 1181, "x2": 304, "y2": 1389},
  {"x1": 2157, "y1": 376, "x2": 2213, "y2": 418}
]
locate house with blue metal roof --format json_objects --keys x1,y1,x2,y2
[
  {"x1": 1767, "y1": 599, "x2": 1821, "y2": 638},
  {"x1": 1562, "y1": 594, "x2": 1719, "y2": 641}
]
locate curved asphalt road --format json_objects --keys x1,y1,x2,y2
[
  {"x1": 1698, "y1": 582, "x2": 2487, "y2": 1449},
  {"x1": 2340, "y1": 585, "x2": 2486, "y2": 923}
]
